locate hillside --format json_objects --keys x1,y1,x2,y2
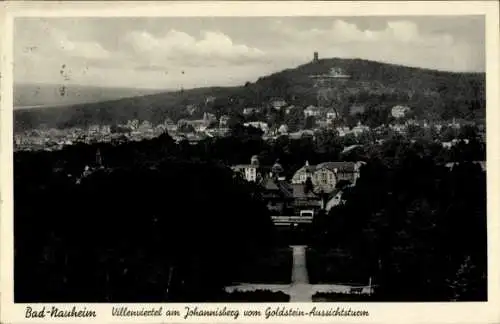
[
  {"x1": 14, "y1": 83, "x2": 164, "y2": 109},
  {"x1": 13, "y1": 58, "x2": 485, "y2": 131}
]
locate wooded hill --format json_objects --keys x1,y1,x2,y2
[{"x1": 14, "y1": 58, "x2": 485, "y2": 132}]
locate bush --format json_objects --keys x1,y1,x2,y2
[
  {"x1": 14, "y1": 141, "x2": 276, "y2": 302},
  {"x1": 306, "y1": 248, "x2": 373, "y2": 285},
  {"x1": 312, "y1": 292, "x2": 377, "y2": 302},
  {"x1": 231, "y1": 247, "x2": 293, "y2": 284},
  {"x1": 215, "y1": 290, "x2": 290, "y2": 302}
]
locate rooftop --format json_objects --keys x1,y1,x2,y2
[{"x1": 291, "y1": 183, "x2": 320, "y2": 199}]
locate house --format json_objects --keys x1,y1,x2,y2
[
  {"x1": 290, "y1": 183, "x2": 323, "y2": 213},
  {"x1": 126, "y1": 119, "x2": 140, "y2": 130},
  {"x1": 304, "y1": 105, "x2": 321, "y2": 117},
  {"x1": 232, "y1": 156, "x2": 286, "y2": 183},
  {"x1": 243, "y1": 107, "x2": 260, "y2": 115},
  {"x1": 405, "y1": 119, "x2": 418, "y2": 126},
  {"x1": 278, "y1": 124, "x2": 289, "y2": 135},
  {"x1": 341, "y1": 144, "x2": 361, "y2": 155},
  {"x1": 309, "y1": 66, "x2": 351, "y2": 83},
  {"x1": 312, "y1": 161, "x2": 362, "y2": 193},
  {"x1": 445, "y1": 161, "x2": 486, "y2": 172},
  {"x1": 178, "y1": 113, "x2": 217, "y2": 132},
  {"x1": 262, "y1": 177, "x2": 286, "y2": 214},
  {"x1": 352, "y1": 121, "x2": 370, "y2": 136},
  {"x1": 291, "y1": 160, "x2": 363, "y2": 192},
  {"x1": 315, "y1": 161, "x2": 363, "y2": 188},
  {"x1": 76, "y1": 149, "x2": 105, "y2": 184},
  {"x1": 206, "y1": 127, "x2": 230, "y2": 138},
  {"x1": 288, "y1": 129, "x2": 315, "y2": 140},
  {"x1": 442, "y1": 138, "x2": 469, "y2": 148},
  {"x1": 336, "y1": 126, "x2": 350, "y2": 137},
  {"x1": 186, "y1": 104, "x2": 199, "y2": 115},
  {"x1": 261, "y1": 176, "x2": 295, "y2": 215},
  {"x1": 270, "y1": 98, "x2": 287, "y2": 110},
  {"x1": 390, "y1": 123, "x2": 407, "y2": 134},
  {"x1": 219, "y1": 115, "x2": 230, "y2": 127},
  {"x1": 310, "y1": 165, "x2": 336, "y2": 193},
  {"x1": 203, "y1": 112, "x2": 217, "y2": 123},
  {"x1": 349, "y1": 104, "x2": 366, "y2": 116},
  {"x1": 232, "y1": 155, "x2": 261, "y2": 182},
  {"x1": 182, "y1": 119, "x2": 209, "y2": 132},
  {"x1": 166, "y1": 124, "x2": 178, "y2": 133},
  {"x1": 244, "y1": 121, "x2": 269, "y2": 134},
  {"x1": 270, "y1": 160, "x2": 286, "y2": 180},
  {"x1": 291, "y1": 160, "x2": 317, "y2": 184},
  {"x1": 87, "y1": 124, "x2": 101, "y2": 134},
  {"x1": 217, "y1": 127, "x2": 231, "y2": 137},
  {"x1": 101, "y1": 125, "x2": 111, "y2": 134},
  {"x1": 448, "y1": 118, "x2": 461, "y2": 129},
  {"x1": 163, "y1": 118, "x2": 175, "y2": 126},
  {"x1": 316, "y1": 119, "x2": 329, "y2": 129},
  {"x1": 185, "y1": 133, "x2": 207, "y2": 144},
  {"x1": 326, "y1": 108, "x2": 339, "y2": 121},
  {"x1": 325, "y1": 190, "x2": 344, "y2": 212},
  {"x1": 285, "y1": 105, "x2": 296, "y2": 115},
  {"x1": 138, "y1": 120, "x2": 153, "y2": 133},
  {"x1": 205, "y1": 96, "x2": 216, "y2": 105},
  {"x1": 391, "y1": 105, "x2": 411, "y2": 118},
  {"x1": 328, "y1": 67, "x2": 351, "y2": 79},
  {"x1": 155, "y1": 124, "x2": 166, "y2": 132}
]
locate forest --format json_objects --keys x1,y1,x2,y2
[
  {"x1": 14, "y1": 124, "x2": 486, "y2": 302},
  {"x1": 15, "y1": 136, "x2": 277, "y2": 302},
  {"x1": 309, "y1": 153, "x2": 486, "y2": 301}
]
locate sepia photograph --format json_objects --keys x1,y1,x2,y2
[{"x1": 3, "y1": 2, "x2": 497, "y2": 315}]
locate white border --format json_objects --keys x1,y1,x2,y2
[{"x1": 1, "y1": 2, "x2": 499, "y2": 324}]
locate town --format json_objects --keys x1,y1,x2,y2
[
  {"x1": 14, "y1": 102, "x2": 483, "y2": 152},
  {"x1": 14, "y1": 52, "x2": 487, "y2": 303}
]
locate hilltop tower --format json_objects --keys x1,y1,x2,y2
[{"x1": 313, "y1": 52, "x2": 319, "y2": 63}]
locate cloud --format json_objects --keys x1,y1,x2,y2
[
  {"x1": 15, "y1": 20, "x2": 112, "y2": 61},
  {"x1": 57, "y1": 39, "x2": 110, "y2": 60},
  {"x1": 268, "y1": 19, "x2": 476, "y2": 72},
  {"x1": 14, "y1": 20, "x2": 269, "y2": 88},
  {"x1": 13, "y1": 17, "x2": 483, "y2": 89},
  {"x1": 123, "y1": 29, "x2": 266, "y2": 67},
  {"x1": 277, "y1": 19, "x2": 455, "y2": 47}
]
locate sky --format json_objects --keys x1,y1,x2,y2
[{"x1": 14, "y1": 16, "x2": 485, "y2": 90}]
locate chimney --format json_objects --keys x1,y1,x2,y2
[{"x1": 313, "y1": 52, "x2": 319, "y2": 63}]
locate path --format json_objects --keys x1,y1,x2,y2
[
  {"x1": 225, "y1": 245, "x2": 373, "y2": 302},
  {"x1": 289, "y1": 245, "x2": 312, "y2": 301}
]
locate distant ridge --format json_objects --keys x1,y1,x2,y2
[
  {"x1": 14, "y1": 83, "x2": 166, "y2": 109},
  {"x1": 13, "y1": 58, "x2": 485, "y2": 131}
]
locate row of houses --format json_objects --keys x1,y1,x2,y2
[
  {"x1": 231, "y1": 156, "x2": 364, "y2": 217},
  {"x1": 243, "y1": 102, "x2": 412, "y2": 120}
]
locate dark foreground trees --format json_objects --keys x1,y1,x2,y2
[
  {"x1": 309, "y1": 139, "x2": 487, "y2": 301},
  {"x1": 14, "y1": 130, "x2": 487, "y2": 302},
  {"x1": 14, "y1": 136, "x2": 276, "y2": 302}
]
